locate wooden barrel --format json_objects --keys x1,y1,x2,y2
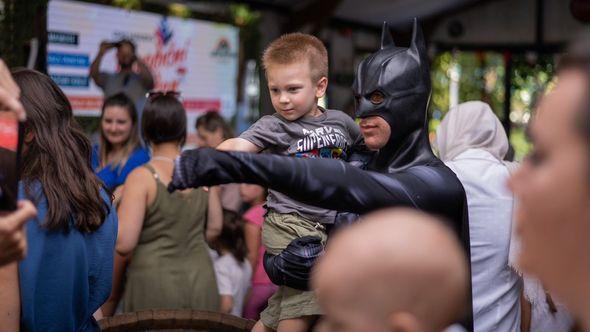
[{"x1": 99, "y1": 309, "x2": 256, "y2": 332}]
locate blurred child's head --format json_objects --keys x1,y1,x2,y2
[
  {"x1": 313, "y1": 209, "x2": 468, "y2": 332},
  {"x1": 213, "y1": 211, "x2": 248, "y2": 263},
  {"x1": 240, "y1": 184, "x2": 266, "y2": 205},
  {"x1": 262, "y1": 33, "x2": 328, "y2": 121},
  {"x1": 195, "y1": 111, "x2": 234, "y2": 148}
]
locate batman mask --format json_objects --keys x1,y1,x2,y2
[{"x1": 352, "y1": 19, "x2": 433, "y2": 172}]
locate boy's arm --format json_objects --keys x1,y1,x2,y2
[
  {"x1": 169, "y1": 148, "x2": 423, "y2": 214},
  {"x1": 216, "y1": 137, "x2": 262, "y2": 153},
  {"x1": 220, "y1": 115, "x2": 282, "y2": 152}
]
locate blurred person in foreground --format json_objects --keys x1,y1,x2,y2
[
  {"x1": 92, "y1": 93, "x2": 149, "y2": 201},
  {"x1": 89, "y1": 39, "x2": 154, "y2": 113},
  {"x1": 0, "y1": 59, "x2": 37, "y2": 268},
  {"x1": 508, "y1": 34, "x2": 590, "y2": 331},
  {"x1": 313, "y1": 208, "x2": 468, "y2": 332},
  {"x1": 108, "y1": 92, "x2": 222, "y2": 314},
  {"x1": 195, "y1": 111, "x2": 242, "y2": 213},
  {"x1": 0, "y1": 69, "x2": 117, "y2": 331}
]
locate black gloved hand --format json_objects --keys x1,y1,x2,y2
[
  {"x1": 167, "y1": 148, "x2": 202, "y2": 193},
  {"x1": 263, "y1": 235, "x2": 324, "y2": 291}
]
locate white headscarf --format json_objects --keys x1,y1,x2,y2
[
  {"x1": 436, "y1": 102, "x2": 573, "y2": 327},
  {"x1": 435, "y1": 101, "x2": 508, "y2": 162}
]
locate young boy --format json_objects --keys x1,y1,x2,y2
[{"x1": 217, "y1": 33, "x2": 360, "y2": 332}]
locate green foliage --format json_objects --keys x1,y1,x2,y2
[
  {"x1": 429, "y1": 51, "x2": 555, "y2": 161},
  {"x1": 168, "y1": 3, "x2": 190, "y2": 19},
  {"x1": 230, "y1": 4, "x2": 260, "y2": 28},
  {"x1": 508, "y1": 54, "x2": 554, "y2": 160},
  {"x1": 112, "y1": 0, "x2": 141, "y2": 10},
  {"x1": 509, "y1": 126, "x2": 532, "y2": 161},
  {"x1": 429, "y1": 51, "x2": 505, "y2": 122},
  {"x1": 230, "y1": 3, "x2": 260, "y2": 61},
  {"x1": 510, "y1": 54, "x2": 555, "y2": 122}
]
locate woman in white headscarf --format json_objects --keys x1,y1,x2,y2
[{"x1": 435, "y1": 101, "x2": 572, "y2": 332}]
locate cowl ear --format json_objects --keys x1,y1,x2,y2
[
  {"x1": 409, "y1": 18, "x2": 427, "y2": 61},
  {"x1": 381, "y1": 21, "x2": 395, "y2": 49}
]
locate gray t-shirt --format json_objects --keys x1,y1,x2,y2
[
  {"x1": 97, "y1": 71, "x2": 149, "y2": 116},
  {"x1": 240, "y1": 108, "x2": 360, "y2": 224}
]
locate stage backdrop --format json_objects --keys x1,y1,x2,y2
[{"x1": 47, "y1": 0, "x2": 239, "y2": 145}]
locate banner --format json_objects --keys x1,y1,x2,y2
[{"x1": 47, "y1": 0, "x2": 239, "y2": 144}]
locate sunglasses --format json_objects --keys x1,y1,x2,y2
[{"x1": 146, "y1": 90, "x2": 181, "y2": 101}]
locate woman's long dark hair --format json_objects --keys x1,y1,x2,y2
[{"x1": 13, "y1": 69, "x2": 108, "y2": 233}]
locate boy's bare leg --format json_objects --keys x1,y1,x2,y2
[
  {"x1": 277, "y1": 316, "x2": 317, "y2": 332},
  {"x1": 251, "y1": 320, "x2": 274, "y2": 332}
]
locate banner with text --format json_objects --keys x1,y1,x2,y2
[{"x1": 48, "y1": 0, "x2": 239, "y2": 144}]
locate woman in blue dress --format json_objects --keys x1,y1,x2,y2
[
  {"x1": 91, "y1": 93, "x2": 149, "y2": 199},
  {"x1": 0, "y1": 69, "x2": 118, "y2": 331}
]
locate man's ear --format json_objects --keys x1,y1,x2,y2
[
  {"x1": 388, "y1": 311, "x2": 424, "y2": 332},
  {"x1": 316, "y1": 76, "x2": 328, "y2": 99}
]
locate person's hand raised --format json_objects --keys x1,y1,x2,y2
[
  {"x1": 0, "y1": 59, "x2": 25, "y2": 121},
  {"x1": 99, "y1": 41, "x2": 114, "y2": 55}
]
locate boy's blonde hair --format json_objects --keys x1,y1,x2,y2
[{"x1": 262, "y1": 33, "x2": 328, "y2": 82}]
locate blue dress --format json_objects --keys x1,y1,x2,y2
[
  {"x1": 18, "y1": 182, "x2": 118, "y2": 332},
  {"x1": 91, "y1": 145, "x2": 150, "y2": 190}
]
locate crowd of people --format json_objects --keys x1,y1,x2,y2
[{"x1": 2, "y1": 19, "x2": 590, "y2": 332}]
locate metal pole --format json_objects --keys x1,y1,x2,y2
[{"x1": 503, "y1": 51, "x2": 512, "y2": 138}]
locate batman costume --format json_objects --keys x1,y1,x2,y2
[{"x1": 169, "y1": 19, "x2": 472, "y2": 329}]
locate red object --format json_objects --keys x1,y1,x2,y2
[
  {"x1": 68, "y1": 96, "x2": 104, "y2": 110},
  {"x1": 182, "y1": 99, "x2": 221, "y2": 112},
  {"x1": 0, "y1": 117, "x2": 18, "y2": 151}
]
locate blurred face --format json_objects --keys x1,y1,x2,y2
[
  {"x1": 117, "y1": 43, "x2": 135, "y2": 69},
  {"x1": 101, "y1": 106, "x2": 133, "y2": 147},
  {"x1": 197, "y1": 125, "x2": 224, "y2": 148},
  {"x1": 508, "y1": 69, "x2": 590, "y2": 306},
  {"x1": 240, "y1": 184, "x2": 265, "y2": 204},
  {"x1": 314, "y1": 261, "x2": 389, "y2": 332},
  {"x1": 315, "y1": 300, "x2": 388, "y2": 332},
  {"x1": 359, "y1": 116, "x2": 391, "y2": 150},
  {"x1": 266, "y1": 60, "x2": 327, "y2": 121}
]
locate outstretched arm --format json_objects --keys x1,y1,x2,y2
[
  {"x1": 216, "y1": 137, "x2": 261, "y2": 152},
  {"x1": 170, "y1": 148, "x2": 422, "y2": 215}
]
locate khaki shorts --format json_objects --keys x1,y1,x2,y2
[{"x1": 260, "y1": 211, "x2": 328, "y2": 330}]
